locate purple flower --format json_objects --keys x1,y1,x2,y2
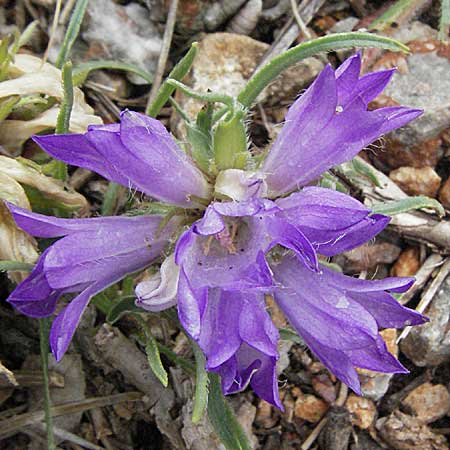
[{"x1": 6, "y1": 53, "x2": 427, "y2": 408}]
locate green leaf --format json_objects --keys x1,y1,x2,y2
[
  {"x1": 72, "y1": 60, "x2": 153, "y2": 86},
  {"x1": 207, "y1": 373, "x2": 252, "y2": 450},
  {"x1": 440, "y1": 0, "x2": 450, "y2": 41},
  {"x1": 101, "y1": 182, "x2": 121, "y2": 216},
  {"x1": 137, "y1": 316, "x2": 169, "y2": 387},
  {"x1": 191, "y1": 342, "x2": 209, "y2": 423},
  {"x1": 0, "y1": 95, "x2": 20, "y2": 123},
  {"x1": 369, "y1": 0, "x2": 423, "y2": 30},
  {"x1": 351, "y1": 156, "x2": 381, "y2": 187},
  {"x1": 47, "y1": 61, "x2": 74, "y2": 182},
  {"x1": 237, "y1": 32, "x2": 410, "y2": 109},
  {"x1": 0, "y1": 260, "x2": 34, "y2": 272},
  {"x1": 186, "y1": 104, "x2": 214, "y2": 173},
  {"x1": 106, "y1": 296, "x2": 141, "y2": 324},
  {"x1": 372, "y1": 196, "x2": 445, "y2": 218},
  {"x1": 56, "y1": 0, "x2": 89, "y2": 68},
  {"x1": 18, "y1": 20, "x2": 39, "y2": 48},
  {"x1": 146, "y1": 42, "x2": 198, "y2": 117},
  {"x1": 144, "y1": 330, "x2": 168, "y2": 387}
]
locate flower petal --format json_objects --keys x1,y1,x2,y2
[
  {"x1": 262, "y1": 58, "x2": 421, "y2": 195},
  {"x1": 118, "y1": 110, "x2": 211, "y2": 206},
  {"x1": 348, "y1": 290, "x2": 427, "y2": 328},
  {"x1": 271, "y1": 255, "x2": 421, "y2": 393},
  {"x1": 34, "y1": 110, "x2": 211, "y2": 207},
  {"x1": 276, "y1": 186, "x2": 390, "y2": 256},
  {"x1": 7, "y1": 249, "x2": 61, "y2": 318},
  {"x1": 43, "y1": 215, "x2": 174, "y2": 289},
  {"x1": 50, "y1": 281, "x2": 105, "y2": 361}
]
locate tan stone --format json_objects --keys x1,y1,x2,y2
[
  {"x1": 389, "y1": 166, "x2": 442, "y2": 198},
  {"x1": 438, "y1": 176, "x2": 450, "y2": 208},
  {"x1": 346, "y1": 394, "x2": 377, "y2": 429},
  {"x1": 402, "y1": 383, "x2": 450, "y2": 423},
  {"x1": 391, "y1": 247, "x2": 421, "y2": 277},
  {"x1": 294, "y1": 393, "x2": 328, "y2": 423}
]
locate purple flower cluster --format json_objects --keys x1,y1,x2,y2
[{"x1": 6, "y1": 53, "x2": 427, "y2": 409}]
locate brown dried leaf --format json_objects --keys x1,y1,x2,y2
[
  {"x1": 0, "y1": 155, "x2": 87, "y2": 211},
  {"x1": 0, "y1": 54, "x2": 102, "y2": 155}
]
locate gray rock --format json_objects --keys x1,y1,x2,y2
[
  {"x1": 401, "y1": 275, "x2": 450, "y2": 366},
  {"x1": 82, "y1": 0, "x2": 162, "y2": 84},
  {"x1": 383, "y1": 52, "x2": 450, "y2": 145}
]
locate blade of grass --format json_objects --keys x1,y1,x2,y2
[
  {"x1": 39, "y1": 317, "x2": 55, "y2": 450},
  {"x1": 145, "y1": 42, "x2": 198, "y2": 117},
  {"x1": 56, "y1": 0, "x2": 89, "y2": 68}
]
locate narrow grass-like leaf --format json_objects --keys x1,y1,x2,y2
[
  {"x1": 18, "y1": 20, "x2": 39, "y2": 48},
  {"x1": 207, "y1": 373, "x2": 252, "y2": 450},
  {"x1": 39, "y1": 317, "x2": 56, "y2": 450},
  {"x1": 0, "y1": 260, "x2": 34, "y2": 272},
  {"x1": 144, "y1": 332, "x2": 168, "y2": 387},
  {"x1": 440, "y1": 0, "x2": 450, "y2": 41},
  {"x1": 48, "y1": 61, "x2": 74, "y2": 181},
  {"x1": 72, "y1": 60, "x2": 153, "y2": 86},
  {"x1": 191, "y1": 342, "x2": 209, "y2": 423},
  {"x1": 0, "y1": 96, "x2": 20, "y2": 123},
  {"x1": 136, "y1": 316, "x2": 168, "y2": 387},
  {"x1": 351, "y1": 156, "x2": 382, "y2": 187},
  {"x1": 101, "y1": 182, "x2": 121, "y2": 216},
  {"x1": 56, "y1": 0, "x2": 89, "y2": 68},
  {"x1": 237, "y1": 32, "x2": 409, "y2": 109},
  {"x1": 369, "y1": 0, "x2": 426, "y2": 31},
  {"x1": 372, "y1": 196, "x2": 445, "y2": 218},
  {"x1": 146, "y1": 42, "x2": 198, "y2": 117}
]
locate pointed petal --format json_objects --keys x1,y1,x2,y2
[
  {"x1": 264, "y1": 216, "x2": 319, "y2": 271},
  {"x1": 301, "y1": 214, "x2": 390, "y2": 257},
  {"x1": 7, "y1": 249, "x2": 61, "y2": 318},
  {"x1": 336, "y1": 52, "x2": 361, "y2": 106},
  {"x1": 239, "y1": 293, "x2": 279, "y2": 357},
  {"x1": 50, "y1": 282, "x2": 102, "y2": 361},
  {"x1": 299, "y1": 329, "x2": 362, "y2": 395},
  {"x1": 32, "y1": 133, "x2": 132, "y2": 188},
  {"x1": 6, "y1": 202, "x2": 164, "y2": 238},
  {"x1": 356, "y1": 69, "x2": 395, "y2": 105},
  {"x1": 263, "y1": 65, "x2": 337, "y2": 193},
  {"x1": 275, "y1": 187, "x2": 391, "y2": 256},
  {"x1": 238, "y1": 345, "x2": 283, "y2": 410},
  {"x1": 349, "y1": 291, "x2": 427, "y2": 328},
  {"x1": 118, "y1": 110, "x2": 211, "y2": 207},
  {"x1": 272, "y1": 256, "x2": 379, "y2": 351},
  {"x1": 347, "y1": 335, "x2": 408, "y2": 374},
  {"x1": 34, "y1": 111, "x2": 212, "y2": 207},
  {"x1": 262, "y1": 60, "x2": 421, "y2": 195}
]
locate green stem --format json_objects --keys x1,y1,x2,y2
[
  {"x1": 101, "y1": 182, "x2": 121, "y2": 216},
  {"x1": 56, "y1": 0, "x2": 89, "y2": 69},
  {"x1": 233, "y1": 32, "x2": 410, "y2": 111},
  {"x1": 166, "y1": 79, "x2": 235, "y2": 113},
  {"x1": 146, "y1": 42, "x2": 198, "y2": 117},
  {"x1": 52, "y1": 61, "x2": 74, "y2": 181},
  {"x1": 39, "y1": 318, "x2": 55, "y2": 450}
]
